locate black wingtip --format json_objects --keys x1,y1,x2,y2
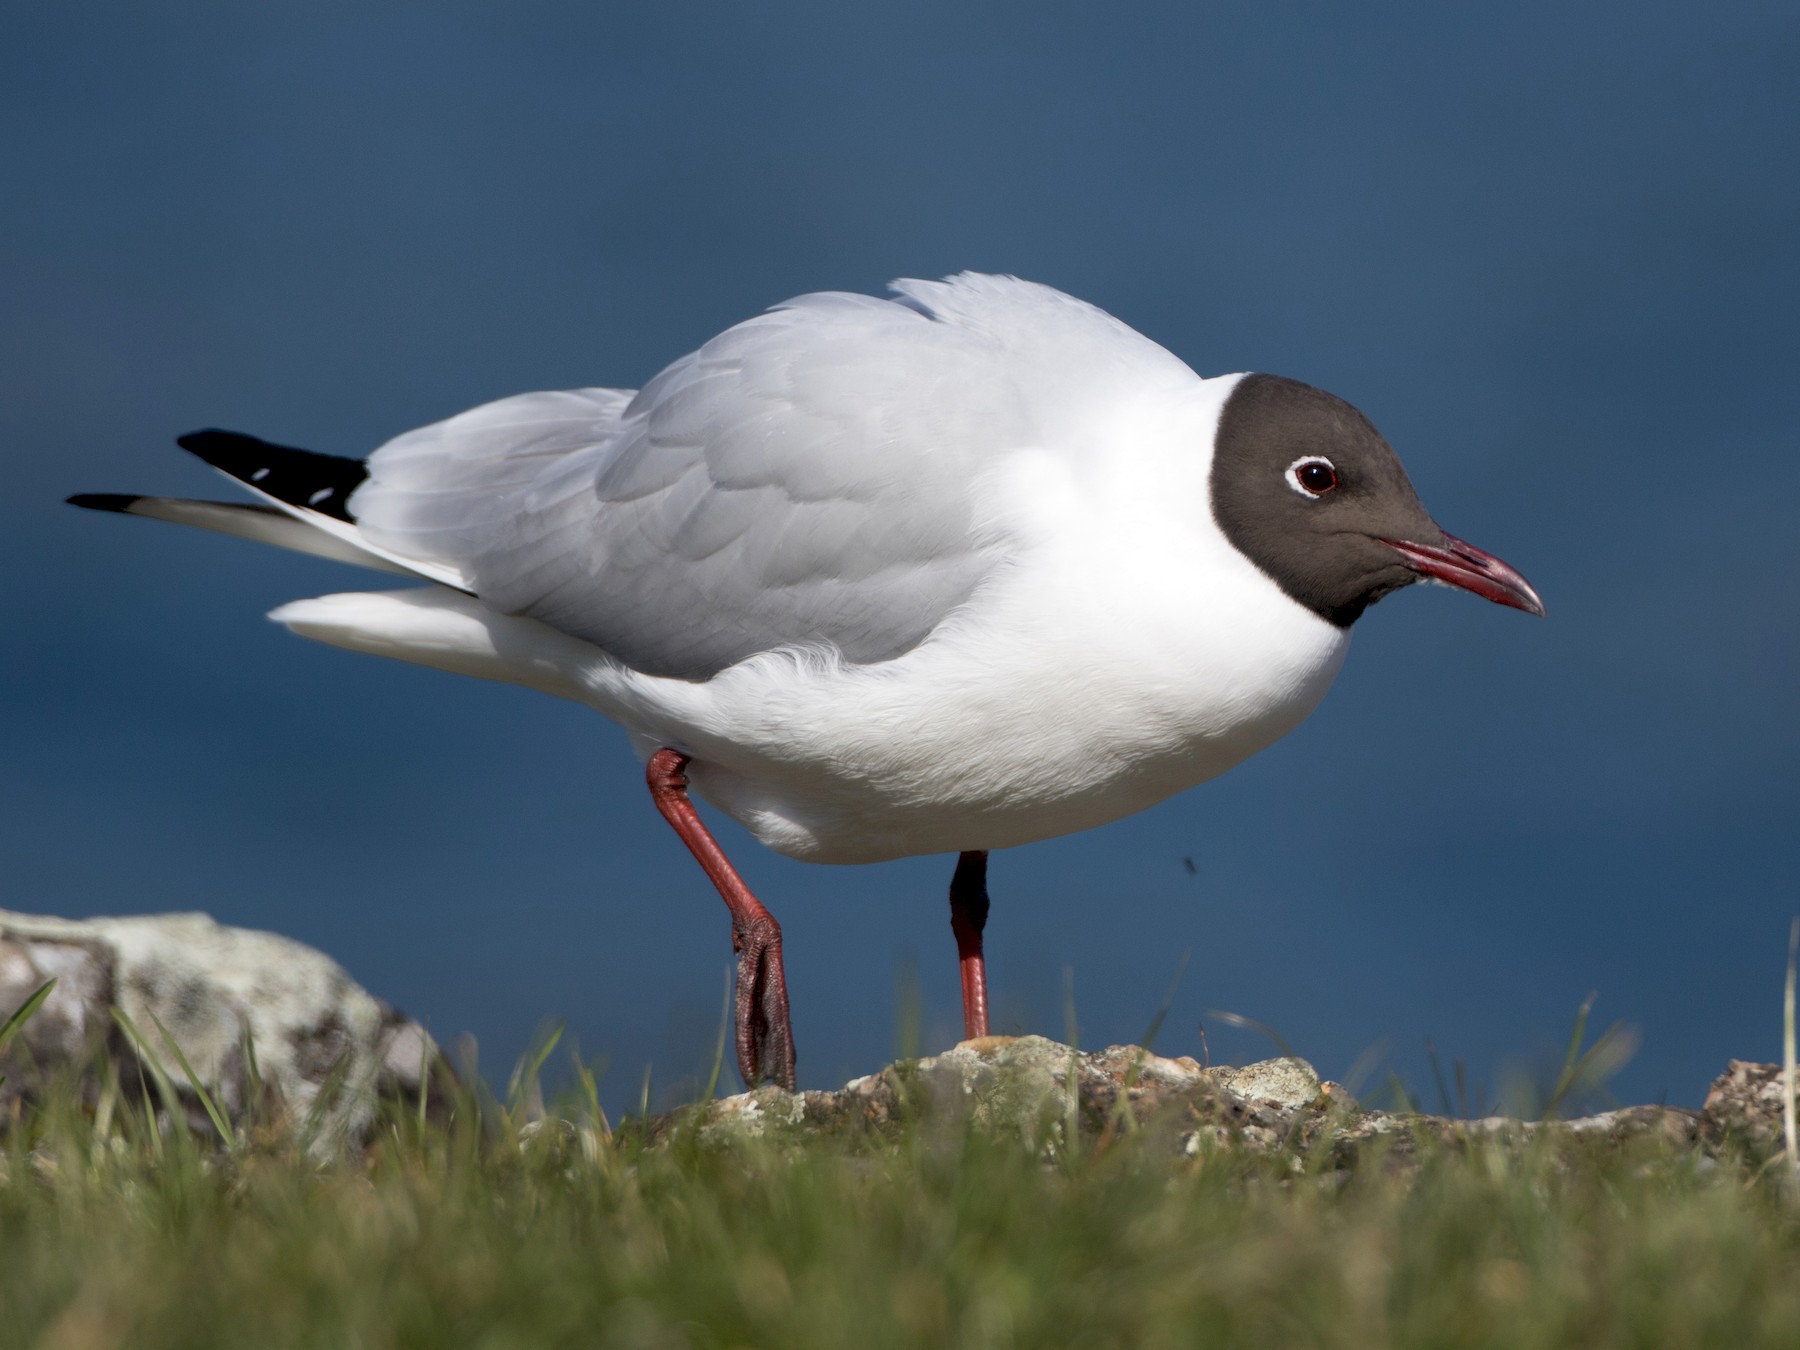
[
  {"x1": 176, "y1": 427, "x2": 311, "y2": 468},
  {"x1": 175, "y1": 428, "x2": 367, "y2": 523},
  {"x1": 67, "y1": 492, "x2": 145, "y2": 513}
]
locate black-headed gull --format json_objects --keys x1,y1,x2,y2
[{"x1": 72, "y1": 273, "x2": 1543, "y2": 1089}]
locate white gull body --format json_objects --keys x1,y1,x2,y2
[{"x1": 270, "y1": 275, "x2": 1350, "y2": 863}]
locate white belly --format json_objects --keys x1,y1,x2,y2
[{"x1": 589, "y1": 532, "x2": 1350, "y2": 863}]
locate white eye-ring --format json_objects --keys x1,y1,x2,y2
[{"x1": 1285, "y1": 456, "x2": 1339, "y2": 499}]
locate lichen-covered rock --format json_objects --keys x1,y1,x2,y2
[
  {"x1": 1213, "y1": 1056, "x2": 1332, "y2": 1113},
  {"x1": 655, "y1": 1036, "x2": 1718, "y2": 1169},
  {"x1": 1701, "y1": 1059, "x2": 1794, "y2": 1158},
  {"x1": 0, "y1": 909, "x2": 447, "y2": 1150},
  {"x1": 655, "y1": 1035, "x2": 1345, "y2": 1155}
]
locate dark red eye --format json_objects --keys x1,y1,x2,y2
[{"x1": 1288, "y1": 458, "x2": 1338, "y2": 497}]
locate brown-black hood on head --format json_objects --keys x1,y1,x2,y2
[{"x1": 1209, "y1": 374, "x2": 1543, "y2": 627}]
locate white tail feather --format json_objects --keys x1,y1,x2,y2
[
  {"x1": 268, "y1": 589, "x2": 597, "y2": 703},
  {"x1": 111, "y1": 497, "x2": 427, "y2": 577},
  {"x1": 194, "y1": 476, "x2": 471, "y2": 590}
]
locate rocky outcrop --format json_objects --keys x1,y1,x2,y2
[
  {"x1": 4, "y1": 911, "x2": 1792, "y2": 1167},
  {"x1": 1701, "y1": 1059, "x2": 1797, "y2": 1159},
  {"x1": 0, "y1": 909, "x2": 446, "y2": 1150},
  {"x1": 653, "y1": 1036, "x2": 1347, "y2": 1153},
  {"x1": 652, "y1": 1034, "x2": 1732, "y2": 1165}
]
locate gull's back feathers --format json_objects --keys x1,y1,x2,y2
[{"x1": 350, "y1": 274, "x2": 1196, "y2": 680}]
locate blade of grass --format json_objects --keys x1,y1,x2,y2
[
  {"x1": 1340, "y1": 1040, "x2": 1391, "y2": 1101},
  {"x1": 1205, "y1": 1009, "x2": 1297, "y2": 1062},
  {"x1": 112, "y1": 1007, "x2": 185, "y2": 1155},
  {"x1": 1783, "y1": 917, "x2": 1797, "y2": 1193},
  {"x1": 0, "y1": 978, "x2": 56, "y2": 1092},
  {"x1": 1099, "y1": 950, "x2": 1194, "y2": 1150},
  {"x1": 701, "y1": 965, "x2": 730, "y2": 1105},
  {"x1": 92, "y1": 1039, "x2": 121, "y2": 1140},
  {"x1": 570, "y1": 1044, "x2": 610, "y2": 1140},
  {"x1": 506, "y1": 1021, "x2": 566, "y2": 1126},
  {"x1": 1385, "y1": 1070, "x2": 1417, "y2": 1115},
  {"x1": 1137, "y1": 949, "x2": 1191, "y2": 1055},
  {"x1": 297, "y1": 1048, "x2": 357, "y2": 1154},
  {"x1": 241, "y1": 1025, "x2": 265, "y2": 1134},
  {"x1": 147, "y1": 1010, "x2": 237, "y2": 1148},
  {"x1": 1542, "y1": 994, "x2": 1638, "y2": 1121},
  {"x1": 1427, "y1": 1038, "x2": 1454, "y2": 1117},
  {"x1": 1544, "y1": 993, "x2": 1596, "y2": 1119},
  {"x1": 417, "y1": 1023, "x2": 433, "y2": 1136},
  {"x1": 1062, "y1": 966, "x2": 1080, "y2": 1157},
  {"x1": 892, "y1": 953, "x2": 922, "y2": 1063},
  {"x1": 449, "y1": 1032, "x2": 509, "y2": 1139}
]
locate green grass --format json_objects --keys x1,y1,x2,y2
[{"x1": 4, "y1": 1059, "x2": 1800, "y2": 1350}]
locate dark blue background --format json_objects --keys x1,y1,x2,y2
[{"x1": 6, "y1": 2, "x2": 1796, "y2": 1113}]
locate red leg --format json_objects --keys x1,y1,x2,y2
[
  {"x1": 646, "y1": 748, "x2": 796, "y2": 1091},
  {"x1": 950, "y1": 850, "x2": 991, "y2": 1040}
]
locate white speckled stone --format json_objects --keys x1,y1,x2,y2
[
  {"x1": 1212, "y1": 1057, "x2": 1324, "y2": 1112},
  {"x1": 0, "y1": 909, "x2": 441, "y2": 1151}
]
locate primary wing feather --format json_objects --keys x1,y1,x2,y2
[{"x1": 351, "y1": 275, "x2": 1167, "y2": 680}]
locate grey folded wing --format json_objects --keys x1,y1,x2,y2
[{"x1": 349, "y1": 289, "x2": 1036, "y2": 680}]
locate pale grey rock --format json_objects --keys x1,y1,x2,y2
[
  {"x1": 1701, "y1": 1059, "x2": 1793, "y2": 1157},
  {"x1": 0, "y1": 909, "x2": 444, "y2": 1151},
  {"x1": 1212, "y1": 1056, "x2": 1327, "y2": 1112},
  {"x1": 659, "y1": 1035, "x2": 1324, "y2": 1153},
  {"x1": 657, "y1": 1036, "x2": 1717, "y2": 1168}
]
